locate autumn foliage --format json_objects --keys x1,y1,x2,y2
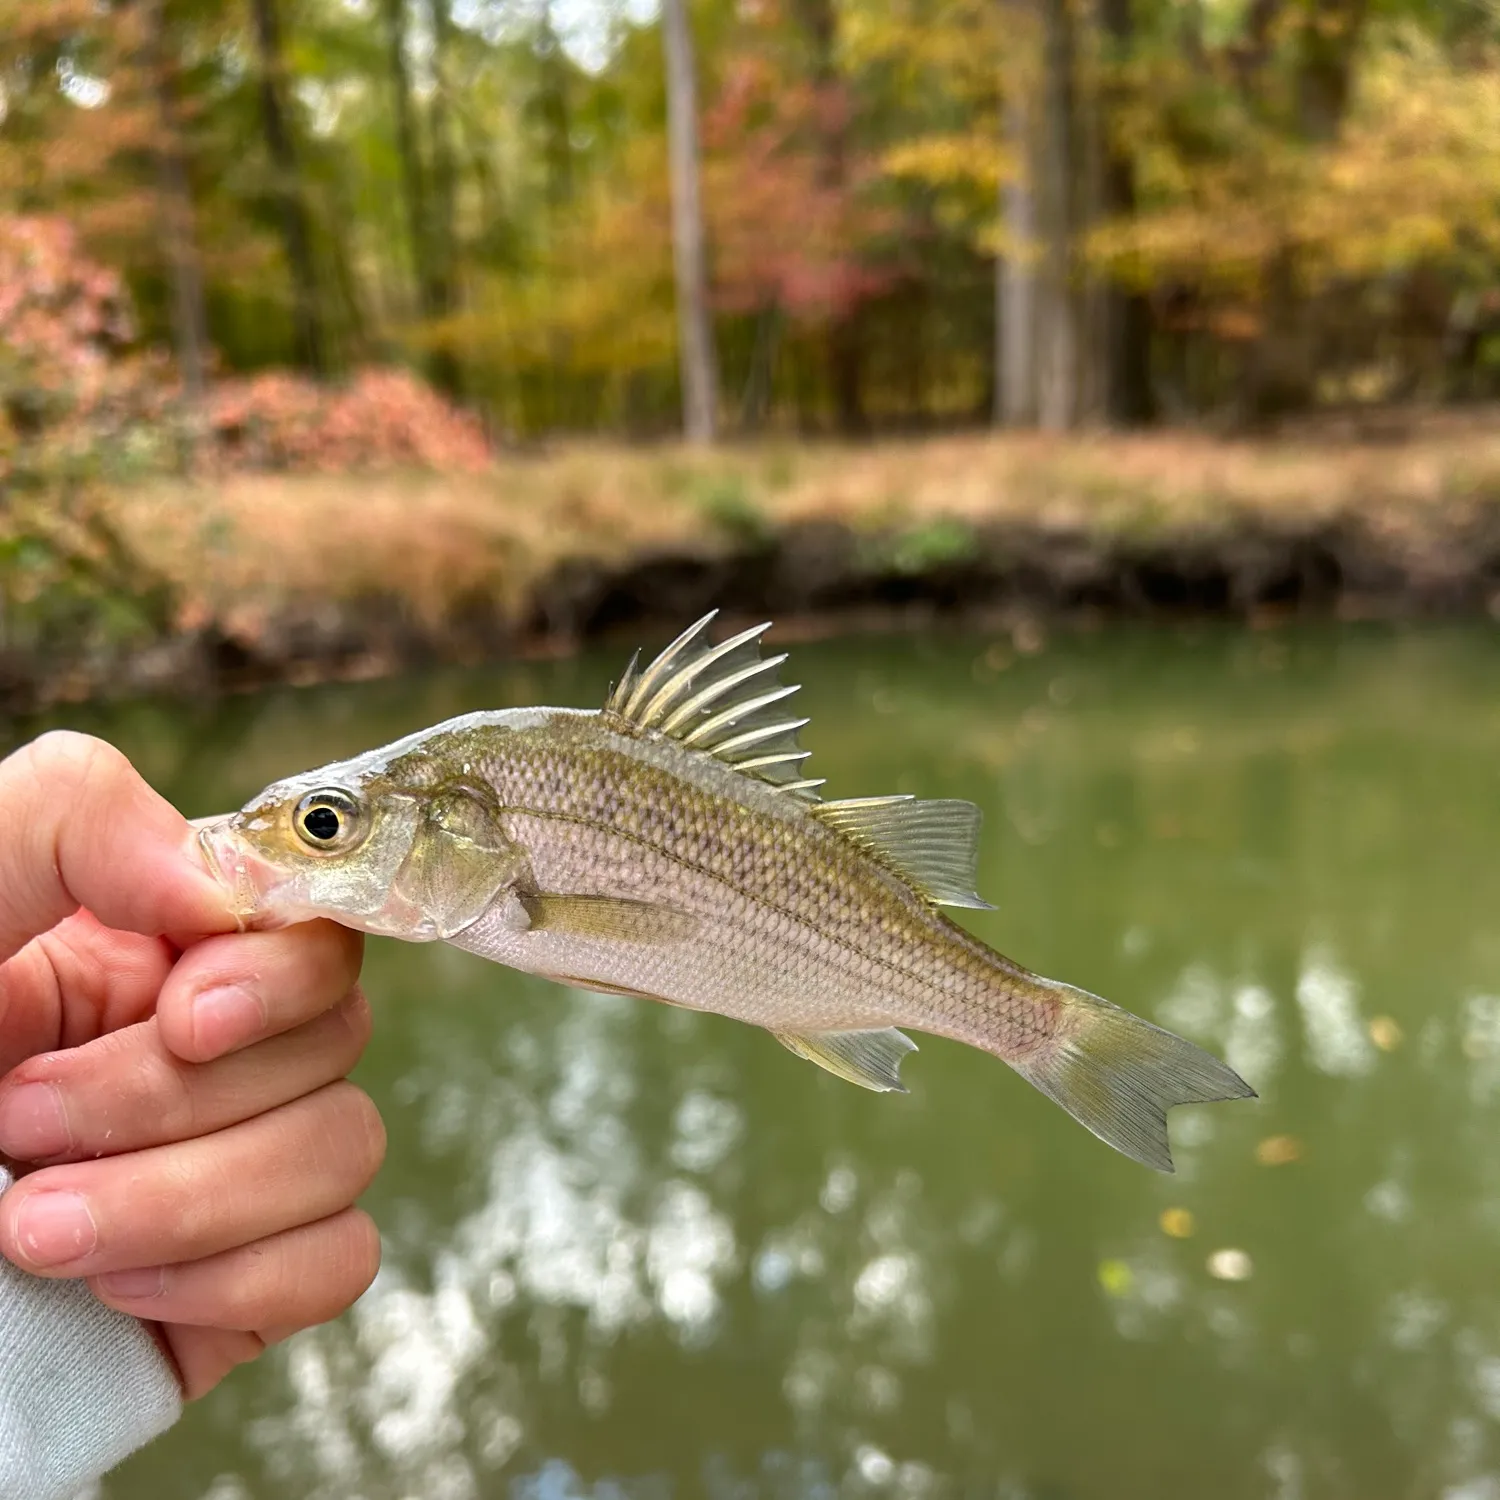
[{"x1": 0, "y1": 215, "x2": 491, "y2": 480}]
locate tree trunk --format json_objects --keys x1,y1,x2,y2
[
  {"x1": 1036, "y1": 0, "x2": 1077, "y2": 431},
  {"x1": 1297, "y1": 0, "x2": 1367, "y2": 143},
  {"x1": 998, "y1": 81, "x2": 1038, "y2": 427},
  {"x1": 144, "y1": 0, "x2": 208, "y2": 427},
  {"x1": 248, "y1": 0, "x2": 328, "y2": 373},
  {"x1": 1242, "y1": 0, "x2": 1368, "y2": 419},
  {"x1": 794, "y1": 0, "x2": 866, "y2": 433},
  {"x1": 661, "y1": 0, "x2": 718, "y2": 443},
  {"x1": 1097, "y1": 0, "x2": 1154, "y2": 425},
  {"x1": 538, "y1": 9, "x2": 574, "y2": 212},
  {"x1": 426, "y1": 0, "x2": 463, "y2": 393},
  {"x1": 381, "y1": 0, "x2": 460, "y2": 391}
]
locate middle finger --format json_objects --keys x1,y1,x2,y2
[{"x1": 0, "y1": 989, "x2": 371, "y2": 1164}]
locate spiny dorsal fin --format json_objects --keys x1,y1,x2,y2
[
  {"x1": 603, "y1": 612, "x2": 824, "y2": 800},
  {"x1": 810, "y1": 795, "x2": 996, "y2": 909}
]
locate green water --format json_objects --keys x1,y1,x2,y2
[{"x1": 48, "y1": 621, "x2": 1500, "y2": 1499}]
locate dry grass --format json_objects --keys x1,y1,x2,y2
[{"x1": 109, "y1": 413, "x2": 1500, "y2": 645}]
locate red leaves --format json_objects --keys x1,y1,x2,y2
[
  {"x1": 0, "y1": 216, "x2": 137, "y2": 426},
  {"x1": 204, "y1": 369, "x2": 492, "y2": 475},
  {"x1": 0, "y1": 212, "x2": 492, "y2": 477},
  {"x1": 702, "y1": 28, "x2": 897, "y2": 324}
]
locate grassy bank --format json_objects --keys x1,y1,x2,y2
[{"x1": 11, "y1": 412, "x2": 1500, "y2": 708}]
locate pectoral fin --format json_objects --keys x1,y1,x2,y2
[
  {"x1": 526, "y1": 894, "x2": 700, "y2": 943},
  {"x1": 772, "y1": 1027, "x2": 918, "y2": 1093}
]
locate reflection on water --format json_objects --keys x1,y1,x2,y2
[{"x1": 42, "y1": 621, "x2": 1500, "y2": 1498}]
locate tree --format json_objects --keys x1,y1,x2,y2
[
  {"x1": 1096, "y1": 0, "x2": 1152, "y2": 424},
  {"x1": 661, "y1": 0, "x2": 719, "y2": 442},
  {"x1": 1035, "y1": 0, "x2": 1076, "y2": 430},
  {"x1": 998, "y1": 2, "x2": 1038, "y2": 426},
  {"x1": 247, "y1": 0, "x2": 329, "y2": 374},
  {"x1": 144, "y1": 0, "x2": 208, "y2": 419}
]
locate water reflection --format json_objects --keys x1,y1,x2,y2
[{"x1": 60, "y1": 622, "x2": 1500, "y2": 1498}]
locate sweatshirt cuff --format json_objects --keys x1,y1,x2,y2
[{"x1": 0, "y1": 1169, "x2": 182, "y2": 1500}]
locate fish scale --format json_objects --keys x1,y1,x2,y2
[{"x1": 201, "y1": 613, "x2": 1256, "y2": 1172}]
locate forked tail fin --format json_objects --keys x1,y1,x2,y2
[{"x1": 1010, "y1": 982, "x2": 1256, "y2": 1172}]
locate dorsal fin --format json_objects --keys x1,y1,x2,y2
[
  {"x1": 603, "y1": 612, "x2": 824, "y2": 799},
  {"x1": 809, "y1": 795, "x2": 995, "y2": 909}
]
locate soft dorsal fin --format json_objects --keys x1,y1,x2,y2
[
  {"x1": 603, "y1": 612, "x2": 824, "y2": 799},
  {"x1": 810, "y1": 795, "x2": 996, "y2": 909}
]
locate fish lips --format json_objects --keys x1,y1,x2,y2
[{"x1": 194, "y1": 814, "x2": 298, "y2": 929}]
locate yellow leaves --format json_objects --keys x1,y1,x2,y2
[
  {"x1": 464, "y1": 136, "x2": 677, "y2": 379},
  {"x1": 882, "y1": 134, "x2": 1008, "y2": 192},
  {"x1": 1110, "y1": 27, "x2": 1500, "y2": 297}
]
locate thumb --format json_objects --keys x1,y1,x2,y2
[{"x1": 0, "y1": 732, "x2": 237, "y2": 964}]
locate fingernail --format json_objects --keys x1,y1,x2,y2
[
  {"x1": 191, "y1": 984, "x2": 265, "y2": 1056},
  {"x1": 97, "y1": 1266, "x2": 165, "y2": 1300},
  {"x1": 0, "y1": 1083, "x2": 70, "y2": 1160},
  {"x1": 13, "y1": 1190, "x2": 97, "y2": 1268}
]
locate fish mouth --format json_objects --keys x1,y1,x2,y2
[{"x1": 194, "y1": 815, "x2": 291, "y2": 928}]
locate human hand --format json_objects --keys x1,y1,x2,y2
[{"x1": 0, "y1": 732, "x2": 385, "y2": 1399}]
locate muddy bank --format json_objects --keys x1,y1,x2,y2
[
  {"x1": 9, "y1": 421, "x2": 1500, "y2": 711},
  {"x1": 10, "y1": 502, "x2": 1495, "y2": 714}
]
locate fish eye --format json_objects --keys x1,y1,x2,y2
[{"x1": 293, "y1": 788, "x2": 367, "y2": 853}]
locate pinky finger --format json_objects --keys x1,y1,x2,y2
[{"x1": 90, "y1": 1208, "x2": 381, "y2": 1338}]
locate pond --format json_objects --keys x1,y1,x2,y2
[{"x1": 44, "y1": 619, "x2": 1500, "y2": 1499}]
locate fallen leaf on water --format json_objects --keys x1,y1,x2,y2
[
  {"x1": 1159, "y1": 1207, "x2": 1195, "y2": 1239},
  {"x1": 1255, "y1": 1134, "x2": 1304, "y2": 1166}
]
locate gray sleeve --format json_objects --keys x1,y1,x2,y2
[{"x1": 0, "y1": 1171, "x2": 182, "y2": 1500}]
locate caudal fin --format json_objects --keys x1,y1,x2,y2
[{"x1": 1010, "y1": 983, "x2": 1255, "y2": 1172}]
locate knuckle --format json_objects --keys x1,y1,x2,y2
[
  {"x1": 333, "y1": 987, "x2": 373, "y2": 1055},
  {"x1": 332, "y1": 1210, "x2": 382, "y2": 1304},
  {"x1": 100, "y1": 1029, "x2": 199, "y2": 1142},
  {"x1": 325, "y1": 1082, "x2": 386, "y2": 1185}
]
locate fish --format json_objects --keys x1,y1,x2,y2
[{"x1": 197, "y1": 612, "x2": 1255, "y2": 1171}]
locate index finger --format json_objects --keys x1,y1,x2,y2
[
  {"x1": 156, "y1": 920, "x2": 364, "y2": 1062},
  {"x1": 0, "y1": 733, "x2": 235, "y2": 964}
]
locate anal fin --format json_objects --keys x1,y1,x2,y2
[{"x1": 772, "y1": 1027, "x2": 917, "y2": 1093}]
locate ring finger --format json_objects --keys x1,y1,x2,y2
[{"x1": 0, "y1": 1081, "x2": 385, "y2": 1278}]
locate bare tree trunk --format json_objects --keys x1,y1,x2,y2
[
  {"x1": 248, "y1": 0, "x2": 328, "y2": 374},
  {"x1": 144, "y1": 0, "x2": 208, "y2": 432},
  {"x1": 793, "y1": 0, "x2": 866, "y2": 434},
  {"x1": 661, "y1": 0, "x2": 718, "y2": 443},
  {"x1": 427, "y1": 0, "x2": 463, "y2": 393},
  {"x1": 1002, "y1": 81, "x2": 1038, "y2": 426},
  {"x1": 996, "y1": 5, "x2": 1044, "y2": 429},
  {"x1": 1036, "y1": 0, "x2": 1078, "y2": 431},
  {"x1": 381, "y1": 0, "x2": 461, "y2": 391},
  {"x1": 1097, "y1": 0, "x2": 1154, "y2": 424},
  {"x1": 382, "y1": 0, "x2": 430, "y2": 306}
]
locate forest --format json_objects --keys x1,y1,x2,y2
[
  {"x1": 4, "y1": 0, "x2": 1499, "y2": 451},
  {"x1": 4, "y1": 0, "x2": 1500, "y2": 711}
]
